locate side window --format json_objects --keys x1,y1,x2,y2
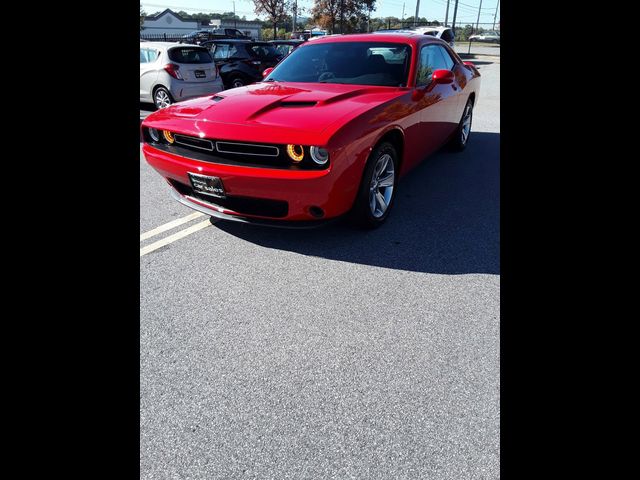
[
  {"x1": 436, "y1": 46, "x2": 455, "y2": 70},
  {"x1": 416, "y1": 45, "x2": 448, "y2": 86},
  {"x1": 140, "y1": 48, "x2": 147, "y2": 63},
  {"x1": 147, "y1": 49, "x2": 159, "y2": 62},
  {"x1": 213, "y1": 44, "x2": 229, "y2": 60},
  {"x1": 228, "y1": 45, "x2": 239, "y2": 58}
]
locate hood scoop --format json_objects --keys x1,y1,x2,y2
[
  {"x1": 279, "y1": 101, "x2": 317, "y2": 107},
  {"x1": 211, "y1": 95, "x2": 225, "y2": 103}
]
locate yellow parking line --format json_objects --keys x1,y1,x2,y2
[
  {"x1": 140, "y1": 219, "x2": 211, "y2": 257},
  {"x1": 140, "y1": 212, "x2": 205, "y2": 242}
]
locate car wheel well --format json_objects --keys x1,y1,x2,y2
[
  {"x1": 375, "y1": 129, "x2": 404, "y2": 171},
  {"x1": 467, "y1": 92, "x2": 476, "y2": 106}
]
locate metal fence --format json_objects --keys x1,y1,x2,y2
[{"x1": 140, "y1": 32, "x2": 185, "y2": 42}]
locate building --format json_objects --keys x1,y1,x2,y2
[
  {"x1": 141, "y1": 9, "x2": 263, "y2": 40},
  {"x1": 141, "y1": 9, "x2": 199, "y2": 35}
]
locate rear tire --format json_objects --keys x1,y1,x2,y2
[
  {"x1": 153, "y1": 86, "x2": 173, "y2": 109},
  {"x1": 449, "y1": 98, "x2": 473, "y2": 151},
  {"x1": 229, "y1": 76, "x2": 245, "y2": 89},
  {"x1": 350, "y1": 142, "x2": 399, "y2": 229}
]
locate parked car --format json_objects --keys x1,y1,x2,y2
[
  {"x1": 179, "y1": 30, "x2": 220, "y2": 45},
  {"x1": 411, "y1": 26, "x2": 456, "y2": 48},
  {"x1": 201, "y1": 39, "x2": 283, "y2": 89},
  {"x1": 269, "y1": 39, "x2": 305, "y2": 57},
  {"x1": 469, "y1": 31, "x2": 500, "y2": 43},
  {"x1": 140, "y1": 42, "x2": 223, "y2": 109},
  {"x1": 141, "y1": 33, "x2": 480, "y2": 228},
  {"x1": 211, "y1": 28, "x2": 251, "y2": 39}
]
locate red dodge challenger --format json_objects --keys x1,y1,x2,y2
[{"x1": 141, "y1": 33, "x2": 480, "y2": 228}]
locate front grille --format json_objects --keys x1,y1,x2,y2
[
  {"x1": 170, "y1": 180, "x2": 289, "y2": 218},
  {"x1": 142, "y1": 129, "x2": 328, "y2": 171},
  {"x1": 174, "y1": 134, "x2": 214, "y2": 151},
  {"x1": 215, "y1": 141, "x2": 279, "y2": 157}
]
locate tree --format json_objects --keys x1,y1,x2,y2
[
  {"x1": 312, "y1": 0, "x2": 375, "y2": 34},
  {"x1": 140, "y1": 6, "x2": 145, "y2": 31},
  {"x1": 253, "y1": 0, "x2": 290, "y2": 40}
]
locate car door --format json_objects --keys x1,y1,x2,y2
[
  {"x1": 412, "y1": 43, "x2": 462, "y2": 162},
  {"x1": 140, "y1": 47, "x2": 160, "y2": 101}
]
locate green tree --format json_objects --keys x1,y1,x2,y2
[
  {"x1": 312, "y1": 0, "x2": 375, "y2": 34},
  {"x1": 254, "y1": 0, "x2": 290, "y2": 40}
]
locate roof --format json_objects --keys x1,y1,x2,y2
[
  {"x1": 302, "y1": 32, "x2": 441, "y2": 47},
  {"x1": 140, "y1": 41, "x2": 208, "y2": 49},
  {"x1": 144, "y1": 8, "x2": 191, "y2": 23},
  {"x1": 412, "y1": 26, "x2": 451, "y2": 33}
]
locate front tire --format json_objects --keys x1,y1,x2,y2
[
  {"x1": 350, "y1": 142, "x2": 398, "y2": 229},
  {"x1": 153, "y1": 86, "x2": 173, "y2": 109}
]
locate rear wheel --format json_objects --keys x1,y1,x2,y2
[
  {"x1": 153, "y1": 87, "x2": 173, "y2": 109},
  {"x1": 350, "y1": 142, "x2": 398, "y2": 229},
  {"x1": 449, "y1": 99, "x2": 473, "y2": 151},
  {"x1": 229, "y1": 76, "x2": 245, "y2": 89}
]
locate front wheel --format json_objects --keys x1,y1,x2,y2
[
  {"x1": 449, "y1": 99, "x2": 473, "y2": 151},
  {"x1": 350, "y1": 142, "x2": 398, "y2": 229}
]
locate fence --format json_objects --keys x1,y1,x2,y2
[{"x1": 140, "y1": 32, "x2": 186, "y2": 42}]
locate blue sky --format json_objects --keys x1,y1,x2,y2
[{"x1": 141, "y1": 0, "x2": 500, "y2": 26}]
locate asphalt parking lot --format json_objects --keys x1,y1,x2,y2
[{"x1": 140, "y1": 59, "x2": 500, "y2": 478}]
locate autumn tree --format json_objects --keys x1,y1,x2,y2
[
  {"x1": 312, "y1": 0, "x2": 375, "y2": 34},
  {"x1": 254, "y1": 0, "x2": 290, "y2": 40}
]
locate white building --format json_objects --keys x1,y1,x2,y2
[{"x1": 142, "y1": 9, "x2": 198, "y2": 35}]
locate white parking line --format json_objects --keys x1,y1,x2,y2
[
  {"x1": 140, "y1": 219, "x2": 212, "y2": 257},
  {"x1": 140, "y1": 212, "x2": 205, "y2": 242}
]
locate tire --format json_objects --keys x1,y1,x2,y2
[
  {"x1": 449, "y1": 98, "x2": 473, "y2": 151},
  {"x1": 229, "y1": 76, "x2": 245, "y2": 89},
  {"x1": 153, "y1": 86, "x2": 173, "y2": 110},
  {"x1": 350, "y1": 142, "x2": 399, "y2": 229}
]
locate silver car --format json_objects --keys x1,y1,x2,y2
[{"x1": 140, "y1": 42, "x2": 223, "y2": 109}]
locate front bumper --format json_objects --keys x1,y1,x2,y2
[{"x1": 142, "y1": 143, "x2": 360, "y2": 222}]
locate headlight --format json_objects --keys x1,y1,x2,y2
[
  {"x1": 286, "y1": 144, "x2": 304, "y2": 162},
  {"x1": 310, "y1": 146, "x2": 329, "y2": 165},
  {"x1": 148, "y1": 128, "x2": 160, "y2": 142},
  {"x1": 163, "y1": 130, "x2": 175, "y2": 144}
]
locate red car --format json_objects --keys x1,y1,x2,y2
[{"x1": 142, "y1": 33, "x2": 480, "y2": 228}]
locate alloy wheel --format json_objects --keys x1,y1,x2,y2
[{"x1": 369, "y1": 153, "x2": 395, "y2": 218}]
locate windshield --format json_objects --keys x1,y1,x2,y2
[
  {"x1": 168, "y1": 47, "x2": 213, "y2": 64},
  {"x1": 265, "y1": 42, "x2": 411, "y2": 87}
]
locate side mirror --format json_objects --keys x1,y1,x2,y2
[
  {"x1": 432, "y1": 69, "x2": 455, "y2": 84},
  {"x1": 262, "y1": 67, "x2": 274, "y2": 78}
]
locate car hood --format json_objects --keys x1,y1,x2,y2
[{"x1": 143, "y1": 81, "x2": 408, "y2": 145}]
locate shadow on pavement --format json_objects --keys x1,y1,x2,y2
[{"x1": 215, "y1": 132, "x2": 500, "y2": 275}]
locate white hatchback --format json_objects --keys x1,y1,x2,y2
[
  {"x1": 140, "y1": 42, "x2": 223, "y2": 109},
  {"x1": 412, "y1": 26, "x2": 456, "y2": 48}
]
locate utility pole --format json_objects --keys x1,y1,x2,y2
[
  {"x1": 340, "y1": 0, "x2": 344, "y2": 34},
  {"x1": 469, "y1": 0, "x2": 482, "y2": 54},
  {"x1": 451, "y1": 0, "x2": 459, "y2": 33},
  {"x1": 414, "y1": 0, "x2": 420, "y2": 27},
  {"x1": 402, "y1": 2, "x2": 405, "y2": 24},
  {"x1": 233, "y1": 1, "x2": 236, "y2": 29},
  {"x1": 445, "y1": 0, "x2": 450, "y2": 26},
  {"x1": 493, "y1": 0, "x2": 500, "y2": 30},
  {"x1": 293, "y1": 0, "x2": 297, "y2": 36}
]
